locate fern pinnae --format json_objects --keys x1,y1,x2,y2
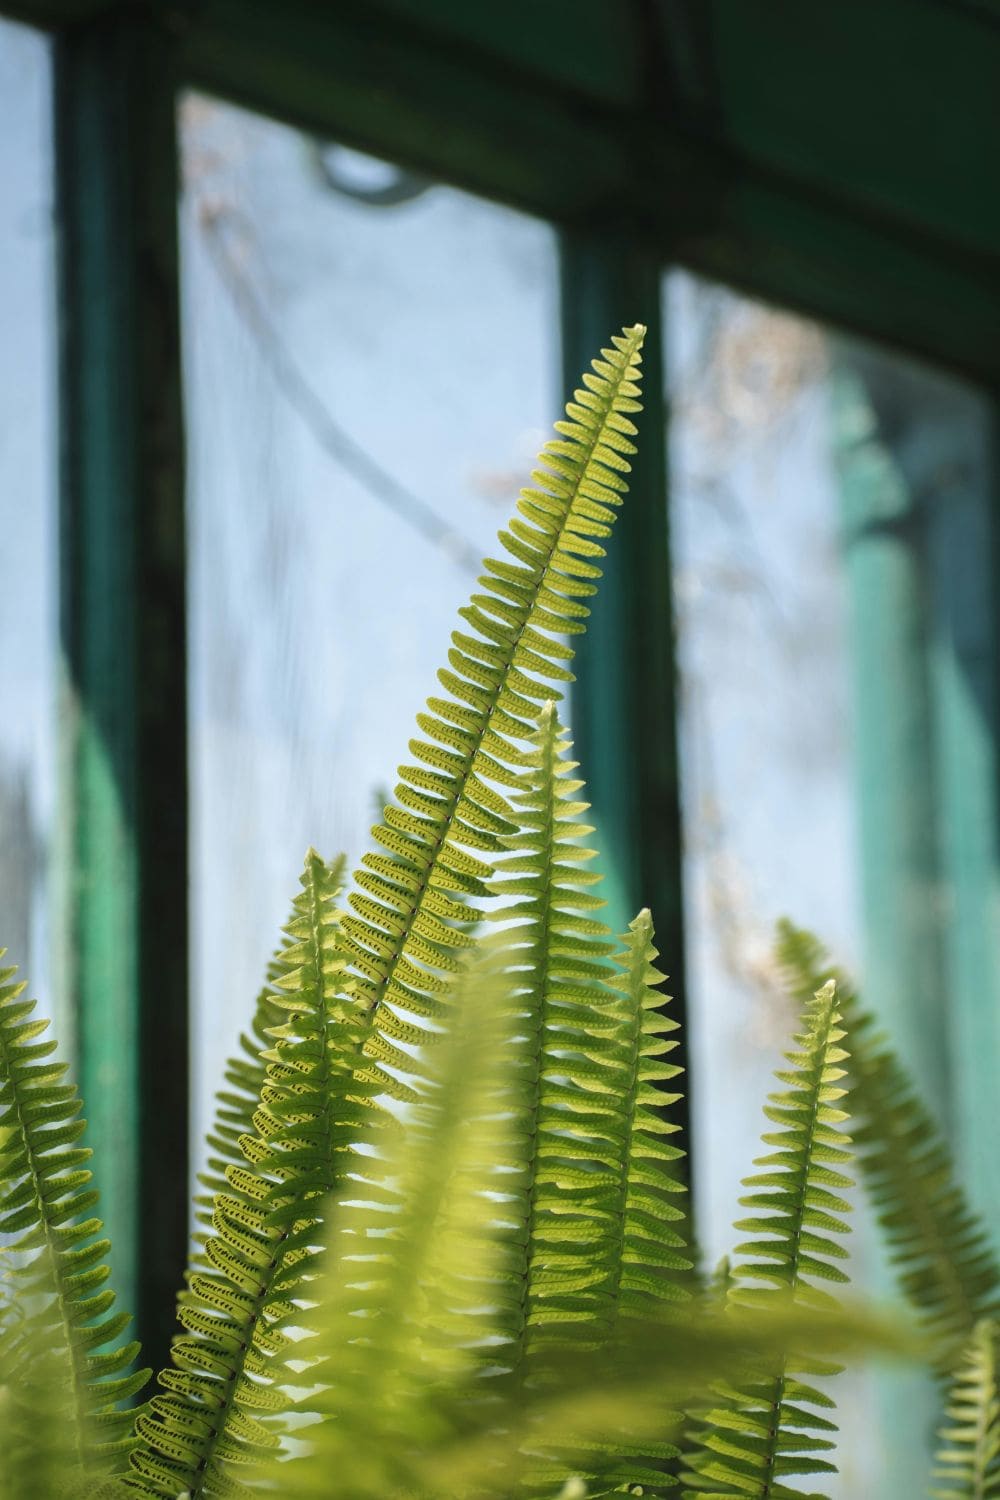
[
  {"x1": 683, "y1": 981, "x2": 853, "y2": 1499},
  {"x1": 606, "y1": 909, "x2": 691, "y2": 1321},
  {"x1": 128, "y1": 852, "x2": 384, "y2": 1499},
  {"x1": 776, "y1": 922, "x2": 1000, "y2": 1366},
  {"x1": 564, "y1": 909, "x2": 691, "y2": 1497},
  {"x1": 930, "y1": 1319, "x2": 1000, "y2": 1500},
  {"x1": 487, "y1": 704, "x2": 631, "y2": 1375},
  {"x1": 343, "y1": 327, "x2": 646, "y2": 1070},
  {"x1": 0, "y1": 955, "x2": 149, "y2": 1479}
]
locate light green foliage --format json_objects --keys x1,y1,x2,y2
[
  {"x1": 777, "y1": 922, "x2": 1000, "y2": 1368},
  {"x1": 127, "y1": 851, "x2": 385, "y2": 1497},
  {"x1": 931, "y1": 1319, "x2": 1000, "y2": 1499},
  {"x1": 0, "y1": 956, "x2": 148, "y2": 1482},
  {"x1": 247, "y1": 949, "x2": 894, "y2": 1500},
  {"x1": 683, "y1": 982, "x2": 853, "y2": 1499},
  {"x1": 0, "y1": 327, "x2": 958, "y2": 1500},
  {"x1": 487, "y1": 709, "x2": 690, "y2": 1372}
]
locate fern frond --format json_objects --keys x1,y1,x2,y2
[
  {"x1": 486, "y1": 704, "x2": 636, "y2": 1370},
  {"x1": 127, "y1": 851, "x2": 383, "y2": 1499},
  {"x1": 0, "y1": 955, "x2": 148, "y2": 1481},
  {"x1": 343, "y1": 327, "x2": 646, "y2": 1071},
  {"x1": 191, "y1": 854, "x2": 349, "y2": 1232},
  {"x1": 683, "y1": 981, "x2": 853, "y2": 1498},
  {"x1": 931, "y1": 1319, "x2": 1000, "y2": 1499},
  {"x1": 607, "y1": 908, "x2": 691, "y2": 1322},
  {"x1": 776, "y1": 921, "x2": 1000, "y2": 1366},
  {"x1": 538, "y1": 906, "x2": 691, "y2": 1496}
]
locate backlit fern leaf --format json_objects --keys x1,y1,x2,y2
[
  {"x1": 487, "y1": 704, "x2": 634, "y2": 1371},
  {"x1": 549, "y1": 907, "x2": 691, "y2": 1497},
  {"x1": 776, "y1": 921, "x2": 1000, "y2": 1367},
  {"x1": 607, "y1": 908, "x2": 691, "y2": 1323},
  {"x1": 191, "y1": 856, "x2": 348, "y2": 1237},
  {"x1": 0, "y1": 955, "x2": 148, "y2": 1480},
  {"x1": 128, "y1": 851, "x2": 386, "y2": 1498},
  {"x1": 343, "y1": 327, "x2": 646, "y2": 1076},
  {"x1": 931, "y1": 1319, "x2": 1000, "y2": 1499},
  {"x1": 484, "y1": 712, "x2": 690, "y2": 1494},
  {"x1": 683, "y1": 981, "x2": 852, "y2": 1499}
]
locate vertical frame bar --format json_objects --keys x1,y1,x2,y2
[
  {"x1": 559, "y1": 230, "x2": 689, "y2": 1148},
  {"x1": 54, "y1": 10, "x2": 188, "y2": 1367}
]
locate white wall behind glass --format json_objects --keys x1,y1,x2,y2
[
  {"x1": 180, "y1": 95, "x2": 559, "y2": 1160},
  {"x1": 0, "y1": 20, "x2": 57, "y2": 1011}
]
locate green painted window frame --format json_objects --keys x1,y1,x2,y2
[{"x1": 1, "y1": 0, "x2": 998, "y2": 1380}]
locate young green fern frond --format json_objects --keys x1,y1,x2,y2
[
  {"x1": 488, "y1": 704, "x2": 635, "y2": 1369},
  {"x1": 343, "y1": 327, "x2": 646, "y2": 1068},
  {"x1": 192, "y1": 854, "x2": 348, "y2": 1231},
  {"x1": 607, "y1": 908, "x2": 690, "y2": 1323},
  {"x1": 776, "y1": 921, "x2": 1000, "y2": 1367},
  {"x1": 128, "y1": 851, "x2": 384, "y2": 1499},
  {"x1": 0, "y1": 955, "x2": 149, "y2": 1481},
  {"x1": 543, "y1": 908, "x2": 691, "y2": 1497},
  {"x1": 931, "y1": 1319, "x2": 1000, "y2": 1499},
  {"x1": 683, "y1": 981, "x2": 853, "y2": 1499},
  {"x1": 484, "y1": 711, "x2": 690, "y2": 1494}
]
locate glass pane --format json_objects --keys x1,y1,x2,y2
[
  {"x1": 666, "y1": 270, "x2": 996, "y2": 1499},
  {"x1": 0, "y1": 21, "x2": 57, "y2": 1008},
  {"x1": 667, "y1": 271, "x2": 859, "y2": 1254},
  {"x1": 179, "y1": 95, "x2": 559, "y2": 1157}
]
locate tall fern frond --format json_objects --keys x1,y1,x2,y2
[
  {"x1": 128, "y1": 851, "x2": 383, "y2": 1498},
  {"x1": 683, "y1": 981, "x2": 853, "y2": 1498},
  {"x1": 536, "y1": 907, "x2": 691, "y2": 1496},
  {"x1": 192, "y1": 855, "x2": 348, "y2": 1232},
  {"x1": 487, "y1": 704, "x2": 636, "y2": 1370},
  {"x1": 931, "y1": 1319, "x2": 1000, "y2": 1499},
  {"x1": 606, "y1": 908, "x2": 691, "y2": 1323},
  {"x1": 776, "y1": 921, "x2": 1000, "y2": 1366},
  {"x1": 342, "y1": 327, "x2": 646, "y2": 1075},
  {"x1": 0, "y1": 955, "x2": 148, "y2": 1480}
]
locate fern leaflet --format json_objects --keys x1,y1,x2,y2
[
  {"x1": 0, "y1": 955, "x2": 148, "y2": 1478},
  {"x1": 777, "y1": 921, "x2": 1000, "y2": 1366},
  {"x1": 128, "y1": 851, "x2": 385, "y2": 1497},
  {"x1": 931, "y1": 1318, "x2": 1000, "y2": 1499},
  {"x1": 682, "y1": 981, "x2": 852, "y2": 1499}
]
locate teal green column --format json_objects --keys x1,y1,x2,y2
[
  {"x1": 54, "y1": 12, "x2": 189, "y2": 1369},
  {"x1": 834, "y1": 358, "x2": 950, "y2": 1125},
  {"x1": 918, "y1": 387, "x2": 1000, "y2": 1232},
  {"x1": 559, "y1": 232, "x2": 688, "y2": 1141}
]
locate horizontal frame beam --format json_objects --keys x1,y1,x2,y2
[{"x1": 5, "y1": 0, "x2": 1000, "y2": 385}]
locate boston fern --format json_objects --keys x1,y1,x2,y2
[{"x1": 0, "y1": 324, "x2": 986, "y2": 1500}]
